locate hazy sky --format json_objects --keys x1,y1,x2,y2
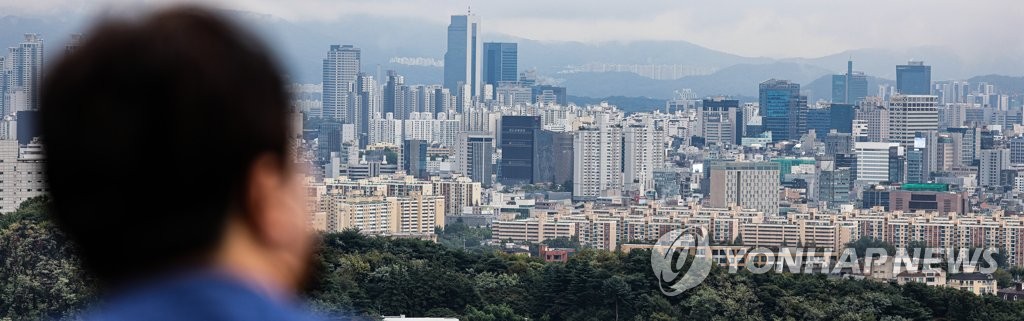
[{"x1": 1, "y1": 0, "x2": 1021, "y2": 58}]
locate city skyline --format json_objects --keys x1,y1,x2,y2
[{"x1": 1, "y1": 0, "x2": 1022, "y2": 60}]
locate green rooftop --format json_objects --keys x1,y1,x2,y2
[{"x1": 900, "y1": 183, "x2": 949, "y2": 192}]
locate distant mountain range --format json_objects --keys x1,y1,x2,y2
[{"x1": 2, "y1": 11, "x2": 1022, "y2": 102}]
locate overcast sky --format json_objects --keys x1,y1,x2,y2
[{"x1": 1, "y1": 0, "x2": 1021, "y2": 59}]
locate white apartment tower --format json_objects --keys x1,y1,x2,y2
[
  {"x1": 5, "y1": 34, "x2": 44, "y2": 113},
  {"x1": 622, "y1": 116, "x2": 666, "y2": 193},
  {"x1": 573, "y1": 114, "x2": 623, "y2": 199},
  {"x1": 322, "y1": 45, "x2": 361, "y2": 122}
]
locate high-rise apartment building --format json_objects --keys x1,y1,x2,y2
[
  {"x1": 444, "y1": 14, "x2": 483, "y2": 98},
  {"x1": 5, "y1": 34, "x2": 43, "y2": 113},
  {"x1": 383, "y1": 70, "x2": 407, "y2": 119},
  {"x1": 355, "y1": 72, "x2": 379, "y2": 147},
  {"x1": 322, "y1": 45, "x2": 360, "y2": 122},
  {"x1": 431, "y1": 176, "x2": 482, "y2": 216},
  {"x1": 623, "y1": 116, "x2": 666, "y2": 193},
  {"x1": 573, "y1": 116, "x2": 623, "y2": 199}
]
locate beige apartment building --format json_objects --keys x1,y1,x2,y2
[
  {"x1": 308, "y1": 174, "x2": 460, "y2": 237},
  {"x1": 492, "y1": 202, "x2": 1024, "y2": 267},
  {"x1": 707, "y1": 161, "x2": 780, "y2": 215}
]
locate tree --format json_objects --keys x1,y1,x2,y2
[
  {"x1": 847, "y1": 236, "x2": 896, "y2": 258},
  {"x1": 0, "y1": 196, "x2": 95, "y2": 321}
]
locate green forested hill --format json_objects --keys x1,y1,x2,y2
[{"x1": 3, "y1": 198, "x2": 1024, "y2": 321}]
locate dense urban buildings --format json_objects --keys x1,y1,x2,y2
[{"x1": 7, "y1": 11, "x2": 1024, "y2": 312}]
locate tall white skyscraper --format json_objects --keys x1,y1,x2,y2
[
  {"x1": 888, "y1": 94, "x2": 938, "y2": 146},
  {"x1": 0, "y1": 55, "x2": 6, "y2": 116},
  {"x1": 573, "y1": 114, "x2": 623, "y2": 199},
  {"x1": 322, "y1": 45, "x2": 361, "y2": 122},
  {"x1": 5, "y1": 34, "x2": 43, "y2": 113},
  {"x1": 443, "y1": 14, "x2": 483, "y2": 99},
  {"x1": 354, "y1": 72, "x2": 379, "y2": 147},
  {"x1": 623, "y1": 116, "x2": 666, "y2": 193}
]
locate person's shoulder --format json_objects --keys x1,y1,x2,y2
[{"x1": 79, "y1": 274, "x2": 324, "y2": 321}]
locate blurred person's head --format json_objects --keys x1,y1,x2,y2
[{"x1": 39, "y1": 6, "x2": 314, "y2": 291}]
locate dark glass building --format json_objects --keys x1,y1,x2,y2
[
  {"x1": 831, "y1": 60, "x2": 868, "y2": 104},
  {"x1": 383, "y1": 70, "x2": 405, "y2": 118},
  {"x1": 14, "y1": 110, "x2": 39, "y2": 145},
  {"x1": 534, "y1": 130, "x2": 574, "y2": 185},
  {"x1": 807, "y1": 107, "x2": 831, "y2": 136},
  {"x1": 896, "y1": 61, "x2": 931, "y2": 95},
  {"x1": 483, "y1": 42, "x2": 518, "y2": 97},
  {"x1": 499, "y1": 115, "x2": 540, "y2": 185},
  {"x1": 403, "y1": 139, "x2": 428, "y2": 179},
  {"x1": 317, "y1": 121, "x2": 343, "y2": 164},
  {"x1": 829, "y1": 103, "x2": 854, "y2": 133},
  {"x1": 759, "y1": 79, "x2": 807, "y2": 142},
  {"x1": 862, "y1": 189, "x2": 891, "y2": 210}
]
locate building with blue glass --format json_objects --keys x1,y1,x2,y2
[
  {"x1": 758, "y1": 79, "x2": 806, "y2": 142},
  {"x1": 499, "y1": 115, "x2": 540, "y2": 185},
  {"x1": 444, "y1": 14, "x2": 483, "y2": 97},
  {"x1": 483, "y1": 42, "x2": 517, "y2": 97},
  {"x1": 403, "y1": 139, "x2": 428, "y2": 179},
  {"x1": 896, "y1": 61, "x2": 931, "y2": 95},
  {"x1": 831, "y1": 60, "x2": 868, "y2": 104}
]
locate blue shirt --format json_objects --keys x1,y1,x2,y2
[{"x1": 82, "y1": 272, "x2": 324, "y2": 321}]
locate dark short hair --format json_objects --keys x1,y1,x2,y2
[{"x1": 40, "y1": 7, "x2": 290, "y2": 284}]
